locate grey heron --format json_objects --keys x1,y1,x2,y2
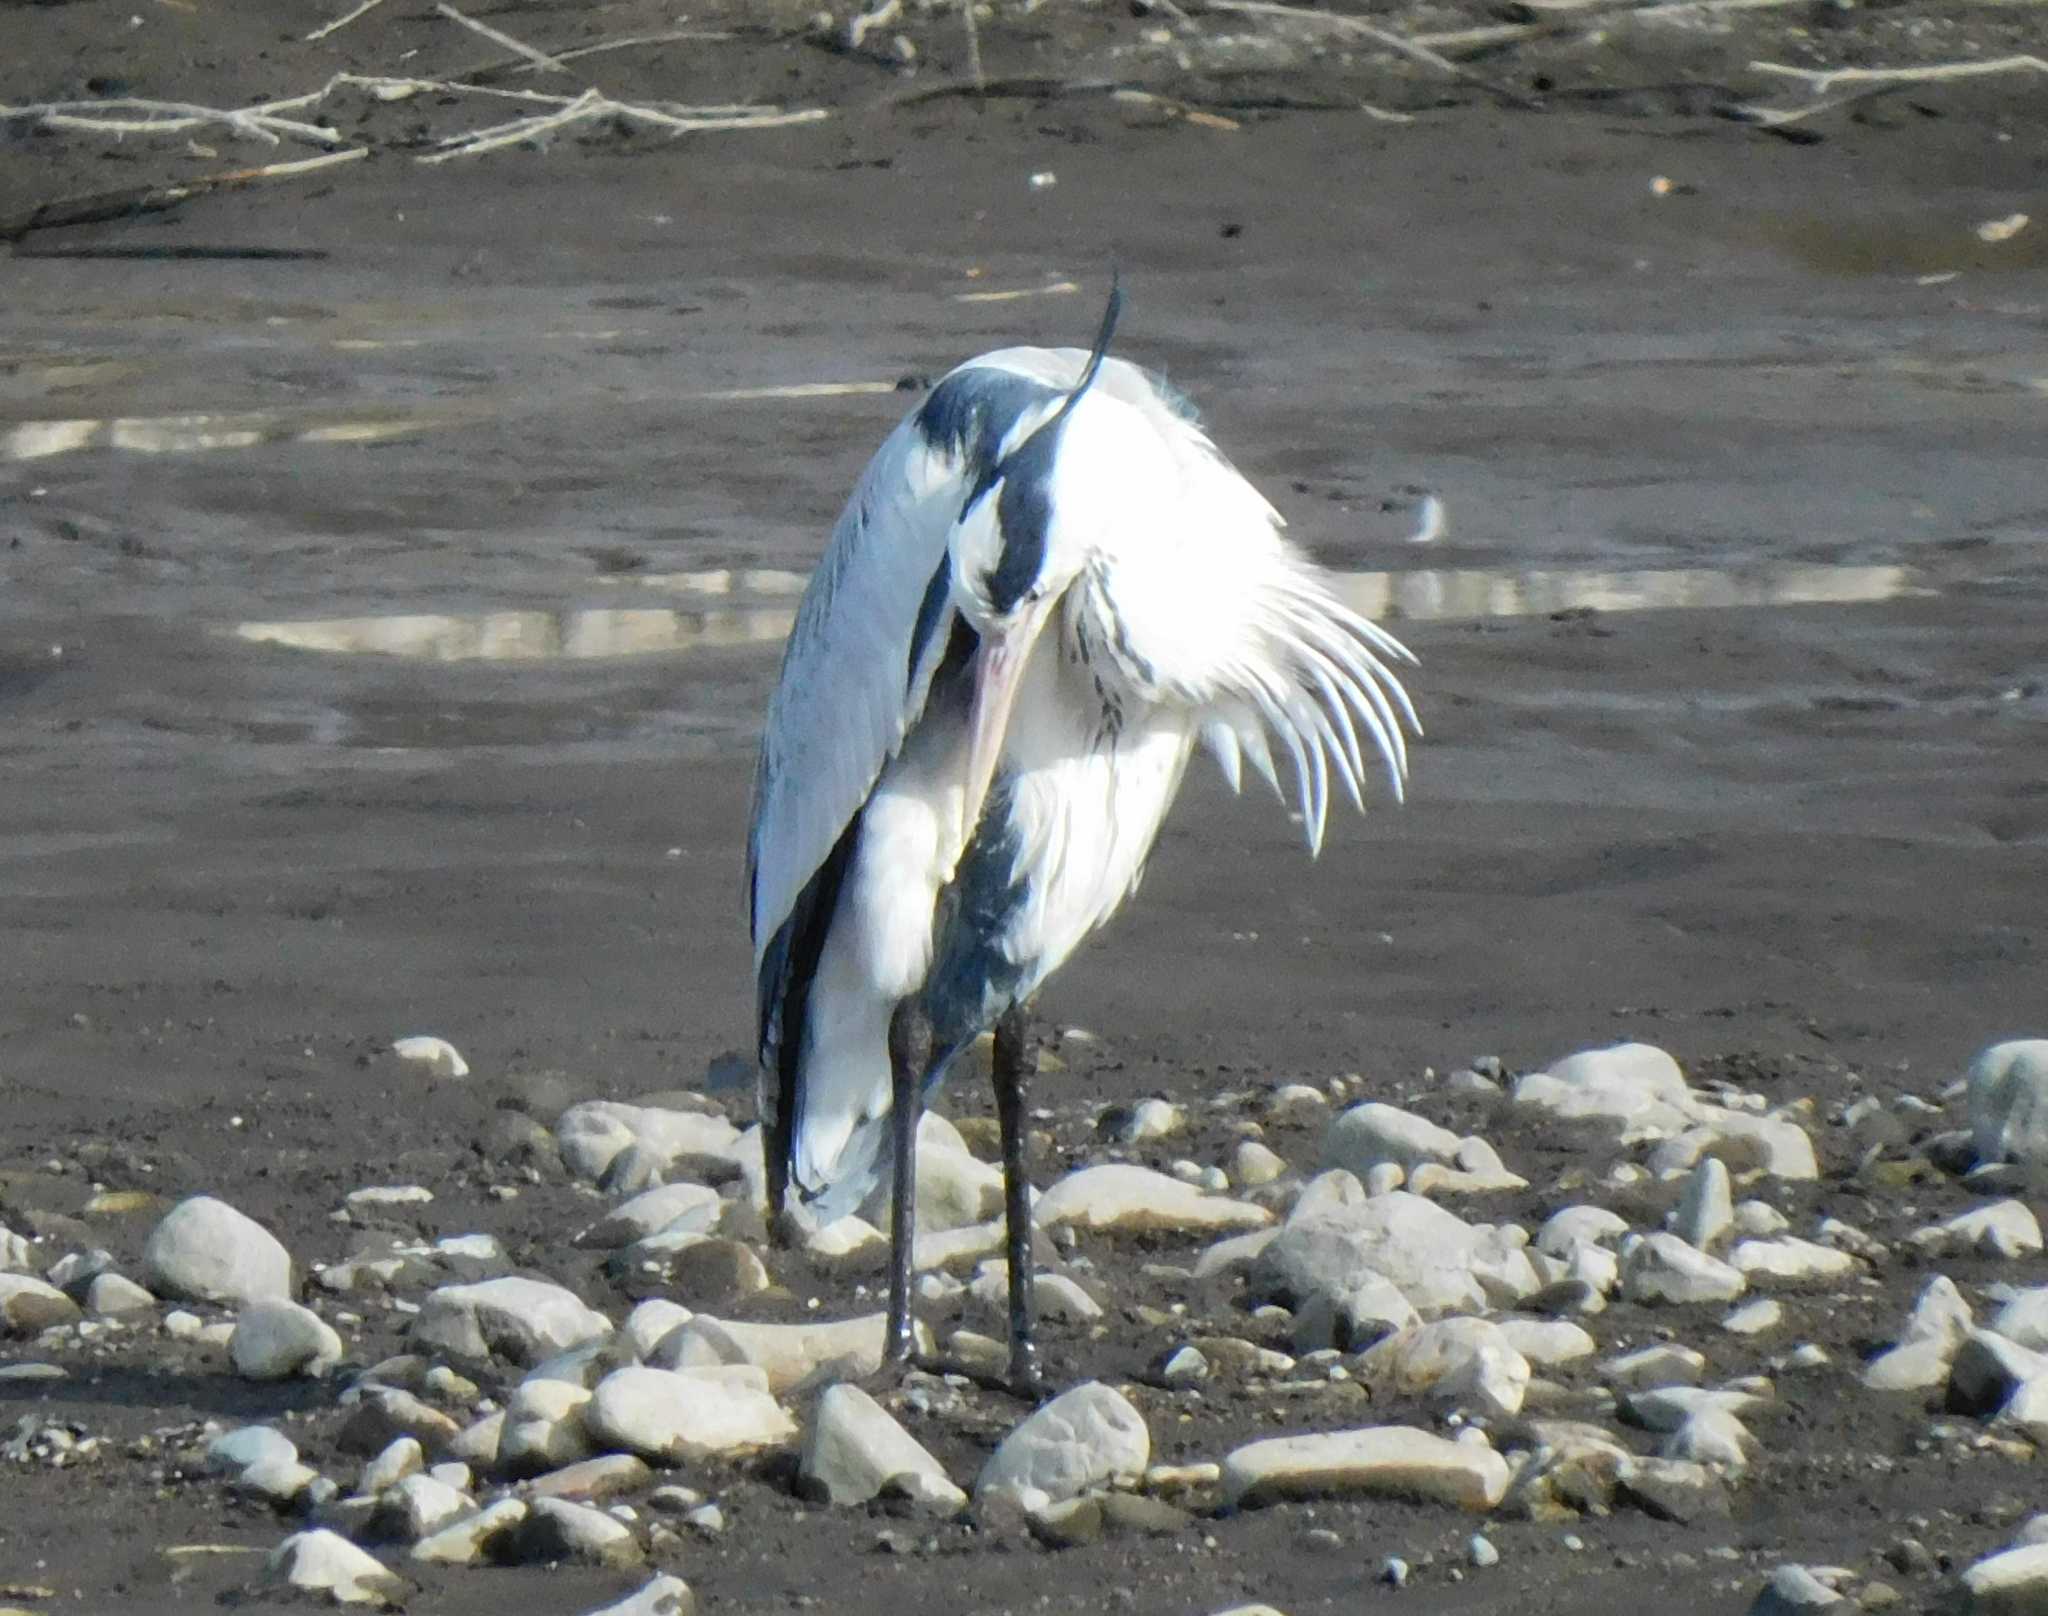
[{"x1": 748, "y1": 286, "x2": 1419, "y2": 1394}]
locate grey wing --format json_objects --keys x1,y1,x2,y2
[{"x1": 748, "y1": 410, "x2": 965, "y2": 972}]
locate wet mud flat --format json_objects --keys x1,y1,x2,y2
[{"x1": 4, "y1": 11, "x2": 2048, "y2": 1613}]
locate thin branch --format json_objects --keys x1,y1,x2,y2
[
  {"x1": 304, "y1": 0, "x2": 388, "y2": 43},
  {"x1": 1748, "y1": 52, "x2": 2048, "y2": 92},
  {"x1": 420, "y1": 91, "x2": 827, "y2": 162},
  {"x1": 1718, "y1": 86, "x2": 1889, "y2": 125},
  {"x1": 962, "y1": 0, "x2": 987, "y2": 92},
  {"x1": 0, "y1": 148, "x2": 366, "y2": 242},
  {"x1": 1198, "y1": 0, "x2": 1540, "y2": 107},
  {"x1": 524, "y1": 27, "x2": 735, "y2": 69},
  {"x1": 434, "y1": 2, "x2": 567, "y2": 72},
  {"x1": 1, "y1": 95, "x2": 345, "y2": 147}
]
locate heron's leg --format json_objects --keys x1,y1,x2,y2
[
  {"x1": 884, "y1": 999, "x2": 931, "y2": 1369},
  {"x1": 764, "y1": 1091, "x2": 792, "y2": 1243},
  {"x1": 993, "y1": 1002, "x2": 1048, "y2": 1397}
]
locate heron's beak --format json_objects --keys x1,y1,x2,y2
[{"x1": 959, "y1": 593, "x2": 1058, "y2": 848}]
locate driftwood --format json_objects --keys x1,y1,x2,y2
[
  {"x1": 304, "y1": 0, "x2": 389, "y2": 43},
  {"x1": 422, "y1": 90, "x2": 828, "y2": 162},
  {"x1": 0, "y1": 149, "x2": 366, "y2": 243}
]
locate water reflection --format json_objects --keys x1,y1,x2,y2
[
  {"x1": 232, "y1": 562, "x2": 1921, "y2": 663},
  {"x1": 1332, "y1": 562, "x2": 1918, "y2": 622},
  {"x1": 234, "y1": 607, "x2": 792, "y2": 662},
  {"x1": 2, "y1": 385, "x2": 904, "y2": 463},
  {"x1": 0, "y1": 407, "x2": 470, "y2": 462}
]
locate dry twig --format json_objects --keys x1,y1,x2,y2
[
  {"x1": 1, "y1": 148, "x2": 365, "y2": 242},
  {"x1": 1749, "y1": 52, "x2": 2047, "y2": 92},
  {"x1": 434, "y1": 2, "x2": 567, "y2": 72},
  {"x1": 304, "y1": 0, "x2": 389, "y2": 43},
  {"x1": 1725, "y1": 51, "x2": 2044, "y2": 128},
  {"x1": 2, "y1": 94, "x2": 345, "y2": 147},
  {"x1": 962, "y1": 0, "x2": 988, "y2": 92},
  {"x1": 421, "y1": 90, "x2": 828, "y2": 161}
]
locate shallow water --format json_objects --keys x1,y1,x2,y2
[{"x1": 228, "y1": 560, "x2": 1927, "y2": 666}]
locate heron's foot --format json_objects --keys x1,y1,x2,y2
[
  {"x1": 1005, "y1": 1341, "x2": 1051, "y2": 1403},
  {"x1": 882, "y1": 1323, "x2": 919, "y2": 1373}
]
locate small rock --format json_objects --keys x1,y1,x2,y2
[
  {"x1": 651, "y1": 1312, "x2": 913, "y2": 1393},
  {"x1": 1748, "y1": 1564, "x2": 1844, "y2": 1612},
  {"x1": 500, "y1": 1378, "x2": 597, "y2": 1476},
  {"x1": 1723, "y1": 1299, "x2": 1784, "y2": 1336},
  {"x1": 1652, "y1": 1113, "x2": 1819, "y2": 1182},
  {"x1": 573, "y1": 1574, "x2": 698, "y2": 1616},
  {"x1": 1536, "y1": 1206, "x2": 1631, "y2": 1259},
  {"x1": 1324, "y1": 1102, "x2": 1463, "y2": 1177},
  {"x1": 1621, "y1": 1385, "x2": 1765, "y2": 1434},
  {"x1": 799, "y1": 1383, "x2": 965, "y2": 1509},
  {"x1": 1252, "y1": 1185, "x2": 1533, "y2": 1319},
  {"x1": 1734, "y1": 1199, "x2": 1791, "y2": 1237},
  {"x1": 1225, "y1": 1425, "x2": 1509, "y2": 1511},
  {"x1": 507, "y1": 1496, "x2": 644, "y2": 1568},
  {"x1": 585, "y1": 1365, "x2": 796, "y2": 1462},
  {"x1": 525, "y1": 1454, "x2": 654, "y2": 1503},
  {"x1": 208, "y1": 1424, "x2": 298, "y2": 1476},
  {"x1": 391, "y1": 1035, "x2": 469, "y2": 1078},
  {"x1": 358, "y1": 1437, "x2": 424, "y2": 1496},
  {"x1": 1620, "y1": 1233, "x2": 1746, "y2": 1305},
  {"x1": 554, "y1": 1100, "x2": 740, "y2": 1185},
  {"x1": 376, "y1": 1473, "x2": 474, "y2": 1542},
  {"x1": 1117, "y1": 1097, "x2": 1184, "y2": 1143},
  {"x1": 805, "y1": 1215, "x2": 886, "y2": 1259},
  {"x1": 142, "y1": 1196, "x2": 292, "y2": 1306},
  {"x1": 1154, "y1": 1344, "x2": 1211, "y2": 1385},
  {"x1": 1492, "y1": 1317, "x2": 1597, "y2": 1366},
  {"x1": 336, "y1": 1389, "x2": 464, "y2": 1458},
  {"x1": 410, "y1": 1497, "x2": 526, "y2": 1564},
  {"x1": 1865, "y1": 1276, "x2": 1973, "y2": 1390},
  {"x1": 268, "y1": 1528, "x2": 408, "y2": 1606},
  {"x1": 621, "y1": 1298, "x2": 695, "y2": 1359},
  {"x1": 574, "y1": 1184, "x2": 722, "y2": 1250},
  {"x1": 1470, "y1": 1533, "x2": 1500, "y2": 1567},
  {"x1": 977, "y1": 1381, "x2": 1150, "y2": 1503},
  {"x1": 412, "y1": 1276, "x2": 611, "y2": 1368},
  {"x1": 968, "y1": 1262, "x2": 1099, "y2": 1326},
  {"x1": 345, "y1": 1185, "x2": 434, "y2": 1212},
  {"x1": 1730, "y1": 1237, "x2": 1859, "y2": 1285},
  {"x1": 1033, "y1": 1165, "x2": 1271, "y2": 1235},
  {"x1": 1911, "y1": 1201, "x2": 2044, "y2": 1261},
  {"x1": 1672, "y1": 1158, "x2": 1734, "y2": 1251},
  {"x1": 1233, "y1": 1141, "x2": 1289, "y2": 1187},
  {"x1": 1662, "y1": 1407, "x2": 1757, "y2": 1469},
  {"x1": 231, "y1": 1300, "x2": 344, "y2": 1380},
  {"x1": 1355, "y1": 1318, "x2": 1531, "y2": 1417},
  {"x1": 1948, "y1": 1329, "x2": 2048, "y2": 1417},
  {"x1": 1614, "y1": 1456, "x2": 1731, "y2": 1523},
  {"x1": 85, "y1": 1272, "x2": 155, "y2": 1317},
  {"x1": 1968, "y1": 1040, "x2": 2048, "y2": 1167},
  {"x1": 1514, "y1": 1042, "x2": 1694, "y2": 1130},
  {"x1": 0, "y1": 1275, "x2": 80, "y2": 1335},
  {"x1": 1957, "y1": 1540, "x2": 2048, "y2": 1613}
]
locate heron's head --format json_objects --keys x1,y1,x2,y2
[{"x1": 945, "y1": 282, "x2": 1123, "y2": 844}]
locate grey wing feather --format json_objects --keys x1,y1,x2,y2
[{"x1": 747, "y1": 411, "x2": 963, "y2": 964}]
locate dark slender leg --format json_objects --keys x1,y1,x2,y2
[
  {"x1": 884, "y1": 1000, "x2": 931, "y2": 1368},
  {"x1": 993, "y1": 1003, "x2": 1047, "y2": 1397},
  {"x1": 764, "y1": 1105, "x2": 791, "y2": 1243}
]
